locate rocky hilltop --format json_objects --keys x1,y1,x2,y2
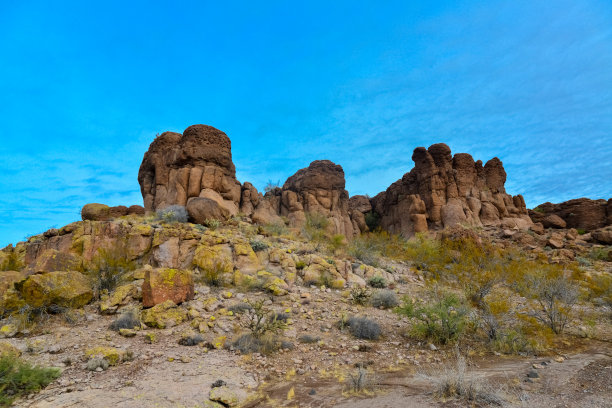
[{"x1": 136, "y1": 124, "x2": 531, "y2": 238}]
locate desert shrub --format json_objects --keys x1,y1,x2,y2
[
  {"x1": 178, "y1": 333, "x2": 205, "y2": 346},
  {"x1": 203, "y1": 219, "x2": 221, "y2": 230},
  {"x1": 86, "y1": 357, "x2": 109, "y2": 371},
  {"x1": 199, "y1": 259, "x2": 232, "y2": 287},
  {"x1": 350, "y1": 287, "x2": 371, "y2": 305},
  {"x1": 368, "y1": 275, "x2": 386, "y2": 288},
  {"x1": 244, "y1": 300, "x2": 287, "y2": 338},
  {"x1": 491, "y1": 329, "x2": 530, "y2": 354},
  {"x1": 249, "y1": 239, "x2": 269, "y2": 252},
  {"x1": 298, "y1": 334, "x2": 320, "y2": 343},
  {"x1": 109, "y1": 309, "x2": 140, "y2": 331},
  {"x1": 432, "y1": 352, "x2": 503, "y2": 406},
  {"x1": 0, "y1": 355, "x2": 60, "y2": 407},
  {"x1": 302, "y1": 212, "x2": 329, "y2": 247},
  {"x1": 227, "y1": 302, "x2": 252, "y2": 314},
  {"x1": 370, "y1": 289, "x2": 398, "y2": 309},
  {"x1": 395, "y1": 292, "x2": 470, "y2": 345},
  {"x1": 516, "y1": 272, "x2": 578, "y2": 334},
  {"x1": 0, "y1": 250, "x2": 23, "y2": 271},
  {"x1": 364, "y1": 211, "x2": 381, "y2": 231},
  {"x1": 588, "y1": 246, "x2": 610, "y2": 261},
  {"x1": 156, "y1": 205, "x2": 188, "y2": 223},
  {"x1": 88, "y1": 242, "x2": 136, "y2": 298},
  {"x1": 232, "y1": 333, "x2": 279, "y2": 355},
  {"x1": 346, "y1": 366, "x2": 376, "y2": 394},
  {"x1": 262, "y1": 222, "x2": 289, "y2": 237},
  {"x1": 576, "y1": 228, "x2": 587, "y2": 235},
  {"x1": 264, "y1": 180, "x2": 280, "y2": 193},
  {"x1": 329, "y1": 234, "x2": 346, "y2": 252},
  {"x1": 346, "y1": 316, "x2": 382, "y2": 340},
  {"x1": 295, "y1": 260, "x2": 306, "y2": 270},
  {"x1": 347, "y1": 236, "x2": 381, "y2": 267}
]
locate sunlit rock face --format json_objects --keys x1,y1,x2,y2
[
  {"x1": 368, "y1": 143, "x2": 531, "y2": 236},
  {"x1": 138, "y1": 124, "x2": 242, "y2": 216}
]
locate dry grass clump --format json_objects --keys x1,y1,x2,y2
[
  {"x1": 199, "y1": 259, "x2": 232, "y2": 287},
  {"x1": 429, "y1": 352, "x2": 504, "y2": 406}
]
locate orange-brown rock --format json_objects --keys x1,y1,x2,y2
[
  {"x1": 368, "y1": 143, "x2": 530, "y2": 236},
  {"x1": 274, "y1": 160, "x2": 356, "y2": 236},
  {"x1": 142, "y1": 268, "x2": 194, "y2": 308},
  {"x1": 138, "y1": 125, "x2": 241, "y2": 215},
  {"x1": 529, "y1": 198, "x2": 611, "y2": 231},
  {"x1": 81, "y1": 203, "x2": 144, "y2": 221}
]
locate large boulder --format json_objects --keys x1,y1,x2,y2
[
  {"x1": 592, "y1": 227, "x2": 612, "y2": 245},
  {"x1": 186, "y1": 197, "x2": 230, "y2": 224},
  {"x1": 18, "y1": 271, "x2": 93, "y2": 308},
  {"x1": 81, "y1": 204, "x2": 144, "y2": 221},
  {"x1": 142, "y1": 268, "x2": 194, "y2": 307},
  {"x1": 273, "y1": 160, "x2": 357, "y2": 236},
  {"x1": 138, "y1": 125, "x2": 241, "y2": 214},
  {"x1": 529, "y1": 198, "x2": 610, "y2": 231},
  {"x1": 368, "y1": 143, "x2": 530, "y2": 236}
]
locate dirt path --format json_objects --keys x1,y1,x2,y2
[{"x1": 250, "y1": 343, "x2": 612, "y2": 408}]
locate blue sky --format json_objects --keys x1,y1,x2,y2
[{"x1": 1, "y1": 0, "x2": 611, "y2": 246}]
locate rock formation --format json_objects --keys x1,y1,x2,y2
[
  {"x1": 529, "y1": 198, "x2": 612, "y2": 231},
  {"x1": 138, "y1": 125, "x2": 242, "y2": 216},
  {"x1": 264, "y1": 160, "x2": 356, "y2": 237},
  {"x1": 136, "y1": 125, "x2": 537, "y2": 237},
  {"x1": 367, "y1": 143, "x2": 531, "y2": 236}
]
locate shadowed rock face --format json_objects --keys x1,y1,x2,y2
[
  {"x1": 529, "y1": 198, "x2": 612, "y2": 231},
  {"x1": 368, "y1": 143, "x2": 531, "y2": 236},
  {"x1": 138, "y1": 125, "x2": 241, "y2": 215}
]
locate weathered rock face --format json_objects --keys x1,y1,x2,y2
[
  {"x1": 529, "y1": 198, "x2": 611, "y2": 231},
  {"x1": 368, "y1": 143, "x2": 531, "y2": 236},
  {"x1": 141, "y1": 268, "x2": 194, "y2": 307},
  {"x1": 271, "y1": 160, "x2": 356, "y2": 236},
  {"x1": 18, "y1": 271, "x2": 93, "y2": 308},
  {"x1": 138, "y1": 125, "x2": 242, "y2": 215},
  {"x1": 81, "y1": 204, "x2": 144, "y2": 221}
]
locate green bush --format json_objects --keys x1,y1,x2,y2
[
  {"x1": 395, "y1": 292, "x2": 470, "y2": 345},
  {"x1": 368, "y1": 275, "x2": 386, "y2": 288},
  {"x1": 364, "y1": 211, "x2": 381, "y2": 231},
  {"x1": 0, "y1": 355, "x2": 60, "y2": 407},
  {"x1": 0, "y1": 250, "x2": 23, "y2": 271},
  {"x1": 295, "y1": 261, "x2": 306, "y2": 270},
  {"x1": 249, "y1": 239, "x2": 269, "y2": 252}
]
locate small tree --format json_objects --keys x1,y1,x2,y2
[{"x1": 520, "y1": 273, "x2": 578, "y2": 334}]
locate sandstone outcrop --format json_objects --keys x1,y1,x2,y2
[
  {"x1": 272, "y1": 160, "x2": 356, "y2": 236},
  {"x1": 81, "y1": 204, "x2": 144, "y2": 221},
  {"x1": 138, "y1": 125, "x2": 242, "y2": 216},
  {"x1": 142, "y1": 268, "x2": 194, "y2": 307},
  {"x1": 529, "y1": 198, "x2": 611, "y2": 231},
  {"x1": 367, "y1": 143, "x2": 530, "y2": 236}
]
